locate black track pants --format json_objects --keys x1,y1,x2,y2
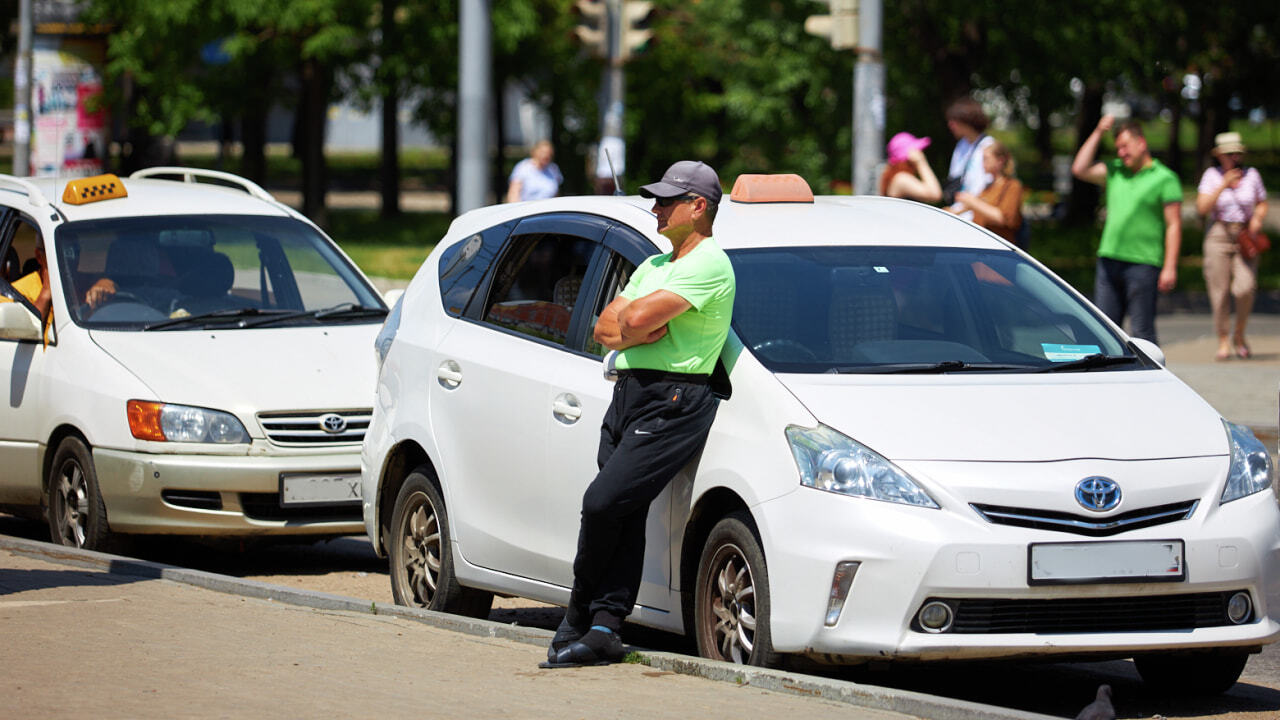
[{"x1": 565, "y1": 371, "x2": 718, "y2": 631}]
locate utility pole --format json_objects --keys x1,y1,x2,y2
[
  {"x1": 852, "y1": 0, "x2": 883, "y2": 196},
  {"x1": 805, "y1": 0, "x2": 883, "y2": 195},
  {"x1": 14, "y1": 0, "x2": 33, "y2": 176},
  {"x1": 457, "y1": 0, "x2": 491, "y2": 213}
]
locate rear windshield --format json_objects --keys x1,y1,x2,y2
[
  {"x1": 54, "y1": 215, "x2": 383, "y2": 330},
  {"x1": 730, "y1": 246, "x2": 1138, "y2": 373}
]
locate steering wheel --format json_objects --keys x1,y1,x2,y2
[
  {"x1": 751, "y1": 338, "x2": 819, "y2": 363},
  {"x1": 83, "y1": 290, "x2": 153, "y2": 321}
]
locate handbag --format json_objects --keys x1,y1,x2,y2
[{"x1": 1238, "y1": 226, "x2": 1271, "y2": 262}]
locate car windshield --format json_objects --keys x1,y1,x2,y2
[
  {"x1": 54, "y1": 214, "x2": 384, "y2": 330},
  {"x1": 730, "y1": 246, "x2": 1139, "y2": 373}
]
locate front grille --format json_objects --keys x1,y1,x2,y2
[
  {"x1": 920, "y1": 591, "x2": 1246, "y2": 634},
  {"x1": 257, "y1": 409, "x2": 371, "y2": 446},
  {"x1": 239, "y1": 492, "x2": 362, "y2": 521},
  {"x1": 970, "y1": 500, "x2": 1198, "y2": 537}
]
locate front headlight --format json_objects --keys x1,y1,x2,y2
[
  {"x1": 786, "y1": 425, "x2": 939, "y2": 508},
  {"x1": 127, "y1": 400, "x2": 250, "y2": 444},
  {"x1": 1221, "y1": 420, "x2": 1273, "y2": 504}
]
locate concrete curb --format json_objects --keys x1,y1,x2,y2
[{"x1": 1, "y1": 534, "x2": 1060, "y2": 720}]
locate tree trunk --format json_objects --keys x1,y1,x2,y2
[
  {"x1": 240, "y1": 94, "x2": 268, "y2": 187},
  {"x1": 1035, "y1": 102, "x2": 1053, "y2": 172},
  {"x1": 1065, "y1": 83, "x2": 1104, "y2": 227},
  {"x1": 379, "y1": 0, "x2": 401, "y2": 218},
  {"x1": 1165, "y1": 89, "x2": 1183, "y2": 178},
  {"x1": 298, "y1": 57, "x2": 331, "y2": 228}
]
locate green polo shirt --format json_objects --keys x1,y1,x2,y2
[
  {"x1": 1097, "y1": 158, "x2": 1182, "y2": 267},
  {"x1": 616, "y1": 237, "x2": 736, "y2": 376}
]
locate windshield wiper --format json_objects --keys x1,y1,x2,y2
[
  {"x1": 242, "y1": 302, "x2": 387, "y2": 328},
  {"x1": 144, "y1": 308, "x2": 293, "y2": 331},
  {"x1": 1037, "y1": 353, "x2": 1140, "y2": 373},
  {"x1": 828, "y1": 361, "x2": 1036, "y2": 374}
]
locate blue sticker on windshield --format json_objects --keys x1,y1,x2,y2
[{"x1": 1041, "y1": 343, "x2": 1101, "y2": 361}]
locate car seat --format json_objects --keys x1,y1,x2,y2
[
  {"x1": 175, "y1": 249, "x2": 247, "y2": 314},
  {"x1": 552, "y1": 274, "x2": 582, "y2": 308},
  {"x1": 828, "y1": 268, "x2": 898, "y2": 359}
]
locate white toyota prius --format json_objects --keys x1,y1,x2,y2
[
  {"x1": 362, "y1": 174, "x2": 1279, "y2": 693},
  {"x1": 0, "y1": 169, "x2": 386, "y2": 550}
]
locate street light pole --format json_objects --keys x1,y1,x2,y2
[
  {"x1": 457, "y1": 0, "x2": 491, "y2": 213},
  {"x1": 14, "y1": 0, "x2": 33, "y2": 176},
  {"x1": 852, "y1": 0, "x2": 883, "y2": 196}
]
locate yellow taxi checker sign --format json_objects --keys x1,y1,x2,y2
[{"x1": 62, "y1": 174, "x2": 128, "y2": 205}]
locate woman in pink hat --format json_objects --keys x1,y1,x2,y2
[{"x1": 879, "y1": 132, "x2": 942, "y2": 203}]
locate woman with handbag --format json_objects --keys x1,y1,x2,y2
[
  {"x1": 1196, "y1": 132, "x2": 1269, "y2": 360},
  {"x1": 950, "y1": 140, "x2": 1024, "y2": 246},
  {"x1": 944, "y1": 98, "x2": 995, "y2": 220}
]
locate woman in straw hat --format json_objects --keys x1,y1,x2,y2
[{"x1": 1196, "y1": 132, "x2": 1269, "y2": 360}]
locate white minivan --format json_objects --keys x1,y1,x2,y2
[
  {"x1": 362, "y1": 175, "x2": 1280, "y2": 694},
  {"x1": 0, "y1": 169, "x2": 386, "y2": 550}
]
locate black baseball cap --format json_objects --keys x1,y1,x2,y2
[{"x1": 639, "y1": 160, "x2": 722, "y2": 206}]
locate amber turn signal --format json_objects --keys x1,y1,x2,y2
[{"x1": 127, "y1": 400, "x2": 166, "y2": 441}]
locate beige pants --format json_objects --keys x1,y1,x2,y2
[{"x1": 1202, "y1": 221, "x2": 1258, "y2": 338}]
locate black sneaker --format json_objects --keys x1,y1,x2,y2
[{"x1": 539, "y1": 627, "x2": 625, "y2": 668}]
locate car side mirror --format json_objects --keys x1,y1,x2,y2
[
  {"x1": 0, "y1": 302, "x2": 42, "y2": 341},
  {"x1": 1130, "y1": 337, "x2": 1165, "y2": 367}
]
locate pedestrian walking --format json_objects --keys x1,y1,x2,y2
[
  {"x1": 943, "y1": 97, "x2": 995, "y2": 219},
  {"x1": 1196, "y1": 131, "x2": 1269, "y2": 360},
  {"x1": 506, "y1": 140, "x2": 563, "y2": 202},
  {"x1": 951, "y1": 139, "x2": 1024, "y2": 246},
  {"x1": 1071, "y1": 115, "x2": 1183, "y2": 344},
  {"x1": 542, "y1": 160, "x2": 736, "y2": 668}
]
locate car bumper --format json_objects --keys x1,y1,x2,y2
[
  {"x1": 93, "y1": 447, "x2": 364, "y2": 536},
  {"x1": 758, "y1": 485, "x2": 1280, "y2": 662}
]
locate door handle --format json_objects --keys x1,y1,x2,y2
[
  {"x1": 552, "y1": 394, "x2": 582, "y2": 422},
  {"x1": 436, "y1": 360, "x2": 462, "y2": 389}
]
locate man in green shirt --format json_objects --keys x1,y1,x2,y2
[
  {"x1": 1072, "y1": 115, "x2": 1183, "y2": 343},
  {"x1": 542, "y1": 161, "x2": 735, "y2": 668}
]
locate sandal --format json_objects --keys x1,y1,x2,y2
[
  {"x1": 1235, "y1": 343, "x2": 1252, "y2": 359},
  {"x1": 1215, "y1": 347, "x2": 1232, "y2": 361}
]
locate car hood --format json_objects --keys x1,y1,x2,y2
[
  {"x1": 89, "y1": 324, "x2": 378, "y2": 420},
  {"x1": 777, "y1": 369, "x2": 1228, "y2": 462}
]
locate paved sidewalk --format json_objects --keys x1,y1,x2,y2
[{"x1": 0, "y1": 538, "x2": 1055, "y2": 720}]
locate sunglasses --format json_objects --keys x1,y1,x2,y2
[{"x1": 654, "y1": 194, "x2": 695, "y2": 208}]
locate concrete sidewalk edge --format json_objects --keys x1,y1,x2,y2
[{"x1": 0, "y1": 534, "x2": 1060, "y2": 720}]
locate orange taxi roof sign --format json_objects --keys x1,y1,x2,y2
[
  {"x1": 729, "y1": 174, "x2": 814, "y2": 203},
  {"x1": 62, "y1": 174, "x2": 128, "y2": 205}
]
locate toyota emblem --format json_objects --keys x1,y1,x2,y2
[
  {"x1": 1075, "y1": 476, "x2": 1121, "y2": 512},
  {"x1": 320, "y1": 413, "x2": 347, "y2": 434}
]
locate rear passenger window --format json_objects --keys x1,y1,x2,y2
[
  {"x1": 438, "y1": 221, "x2": 513, "y2": 317},
  {"x1": 482, "y1": 233, "x2": 594, "y2": 346}
]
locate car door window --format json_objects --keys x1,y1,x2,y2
[
  {"x1": 482, "y1": 232, "x2": 594, "y2": 346},
  {"x1": 584, "y1": 250, "x2": 637, "y2": 358},
  {"x1": 0, "y1": 216, "x2": 47, "y2": 321},
  {"x1": 438, "y1": 220, "x2": 514, "y2": 318}
]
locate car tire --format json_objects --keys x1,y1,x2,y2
[
  {"x1": 693, "y1": 511, "x2": 780, "y2": 667},
  {"x1": 47, "y1": 436, "x2": 111, "y2": 551},
  {"x1": 388, "y1": 468, "x2": 493, "y2": 618},
  {"x1": 1134, "y1": 650, "x2": 1249, "y2": 695}
]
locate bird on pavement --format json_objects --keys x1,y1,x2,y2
[{"x1": 1075, "y1": 684, "x2": 1116, "y2": 720}]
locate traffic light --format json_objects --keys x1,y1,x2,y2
[
  {"x1": 575, "y1": 0, "x2": 608, "y2": 58},
  {"x1": 619, "y1": 1, "x2": 653, "y2": 62},
  {"x1": 805, "y1": 0, "x2": 858, "y2": 50}
]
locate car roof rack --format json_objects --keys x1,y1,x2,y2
[
  {"x1": 0, "y1": 174, "x2": 50, "y2": 207},
  {"x1": 129, "y1": 167, "x2": 276, "y2": 203}
]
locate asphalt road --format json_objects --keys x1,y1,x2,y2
[{"x1": 2, "y1": 512, "x2": 1279, "y2": 720}]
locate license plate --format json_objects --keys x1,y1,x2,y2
[
  {"x1": 280, "y1": 473, "x2": 362, "y2": 507},
  {"x1": 1028, "y1": 540, "x2": 1185, "y2": 585}
]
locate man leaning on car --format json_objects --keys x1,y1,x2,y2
[{"x1": 542, "y1": 160, "x2": 737, "y2": 668}]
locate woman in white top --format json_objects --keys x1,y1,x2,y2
[
  {"x1": 1196, "y1": 132, "x2": 1269, "y2": 360},
  {"x1": 506, "y1": 140, "x2": 564, "y2": 202}
]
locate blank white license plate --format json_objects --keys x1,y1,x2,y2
[
  {"x1": 280, "y1": 473, "x2": 361, "y2": 507},
  {"x1": 1029, "y1": 540, "x2": 1185, "y2": 585}
]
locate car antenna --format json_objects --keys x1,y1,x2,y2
[{"x1": 604, "y1": 147, "x2": 624, "y2": 196}]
